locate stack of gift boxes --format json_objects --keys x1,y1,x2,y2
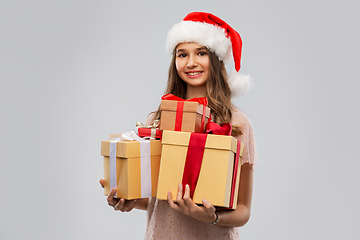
[{"x1": 101, "y1": 94, "x2": 244, "y2": 209}]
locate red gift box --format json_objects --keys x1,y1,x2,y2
[{"x1": 137, "y1": 128, "x2": 162, "y2": 139}]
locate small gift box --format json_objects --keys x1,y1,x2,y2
[
  {"x1": 101, "y1": 132, "x2": 162, "y2": 199},
  {"x1": 159, "y1": 94, "x2": 211, "y2": 133},
  {"x1": 156, "y1": 124, "x2": 244, "y2": 209},
  {"x1": 136, "y1": 120, "x2": 162, "y2": 139},
  {"x1": 137, "y1": 128, "x2": 162, "y2": 139}
]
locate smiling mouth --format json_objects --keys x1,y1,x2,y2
[{"x1": 187, "y1": 71, "x2": 203, "y2": 76}]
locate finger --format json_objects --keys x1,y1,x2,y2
[
  {"x1": 121, "y1": 199, "x2": 138, "y2": 212},
  {"x1": 202, "y1": 199, "x2": 216, "y2": 215},
  {"x1": 114, "y1": 198, "x2": 125, "y2": 211},
  {"x1": 99, "y1": 179, "x2": 105, "y2": 188},
  {"x1": 182, "y1": 184, "x2": 192, "y2": 206},
  {"x1": 176, "y1": 183, "x2": 183, "y2": 201},
  {"x1": 183, "y1": 184, "x2": 201, "y2": 214},
  {"x1": 107, "y1": 188, "x2": 119, "y2": 206},
  {"x1": 108, "y1": 188, "x2": 117, "y2": 198},
  {"x1": 176, "y1": 183, "x2": 186, "y2": 209},
  {"x1": 167, "y1": 191, "x2": 180, "y2": 211}
]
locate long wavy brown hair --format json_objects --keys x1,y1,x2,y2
[{"x1": 151, "y1": 48, "x2": 242, "y2": 137}]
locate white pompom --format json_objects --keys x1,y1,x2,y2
[{"x1": 228, "y1": 71, "x2": 252, "y2": 97}]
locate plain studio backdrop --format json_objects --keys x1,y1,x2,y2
[{"x1": 0, "y1": 1, "x2": 359, "y2": 239}]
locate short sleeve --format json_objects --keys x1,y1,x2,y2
[{"x1": 231, "y1": 108, "x2": 259, "y2": 165}]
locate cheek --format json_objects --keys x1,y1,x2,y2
[
  {"x1": 199, "y1": 57, "x2": 210, "y2": 71},
  {"x1": 203, "y1": 58, "x2": 210, "y2": 71},
  {"x1": 175, "y1": 60, "x2": 185, "y2": 74},
  {"x1": 175, "y1": 59, "x2": 182, "y2": 70},
  {"x1": 204, "y1": 63, "x2": 210, "y2": 72}
]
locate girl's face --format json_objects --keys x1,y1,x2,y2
[{"x1": 175, "y1": 42, "x2": 210, "y2": 88}]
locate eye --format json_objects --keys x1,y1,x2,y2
[
  {"x1": 177, "y1": 53, "x2": 187, "y2": 58},
  {"x1": 198, "y1": 51, "x2": 207, "y2": 56}
]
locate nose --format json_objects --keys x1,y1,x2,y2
[{"x1": 187, "y1": 55, "x2": 198, "y2": 68}]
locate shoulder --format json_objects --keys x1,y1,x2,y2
[
  {"x1": 230, "y1": 106, "x2": 253, "y2": 128},
  {"x1": 231, "y1": 106, "x2": 259, "y2": 165}
]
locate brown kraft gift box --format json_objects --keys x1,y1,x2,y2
[{"x1": 160, "y1": 99, "x2": 211, "y2": 133}]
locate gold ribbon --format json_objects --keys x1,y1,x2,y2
[{"x1": 136, "y1": 119, "x2": 160, "y2": 129}]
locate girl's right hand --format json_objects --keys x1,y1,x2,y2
[{"x1": 99, "y1": 179, "x2": 139, "y2": 212}]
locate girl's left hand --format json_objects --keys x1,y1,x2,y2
[{"x1": 167, "y1": 183, "x2": 217, "y2": 223}]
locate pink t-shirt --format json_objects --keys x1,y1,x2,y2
[{"x1": 145, "y1": 108, "x2": 258, "y2": 239}]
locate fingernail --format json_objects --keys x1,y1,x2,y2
[{"x1": 203, "y1": 199, "x2": 208, "y2": 204}]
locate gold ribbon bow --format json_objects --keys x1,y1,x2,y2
[{"x1": 136, "y1": 120, "x2": 160, "y2": 129}]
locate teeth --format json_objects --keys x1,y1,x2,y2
[{"x1": 187, "y1": 72, "x2": 202, "y2": 76}]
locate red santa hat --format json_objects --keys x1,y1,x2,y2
[{"x1": 166, "y1": 12, "x2": 252, "y2": 97}]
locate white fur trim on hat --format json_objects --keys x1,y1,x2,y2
[
  {"x1": 166, "y1": 21, "x2": 232, "y2": 62},
  {"x1": 228, "y1": 71, "x2": 252, "y2": 97}
]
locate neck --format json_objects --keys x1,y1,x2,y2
[{"x1": 186, "y1": 84, "x2": 207, "y2": 99}]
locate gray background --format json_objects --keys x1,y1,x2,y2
[{"x1": 1, "y1": 0, "x2": 359, "y2": 239}]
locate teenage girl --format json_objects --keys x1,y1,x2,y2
[{"x1": 100, "y1": 12, "x2": 258, "y2": 239}]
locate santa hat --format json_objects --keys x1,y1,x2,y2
[{"x1": 166, "y1": 12, "x2": 252, "y2": 97}]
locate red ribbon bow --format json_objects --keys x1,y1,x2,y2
[
  {"x1": 161, "y1": 93, "x2": 208, "y2": 106},
  {"x1": 205, "y1": 122, "x2": 232, "y2": 136}
]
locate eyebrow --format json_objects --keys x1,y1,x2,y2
[{"x1": 176, "y1": 47, "x2": 208, "y2": 53}]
